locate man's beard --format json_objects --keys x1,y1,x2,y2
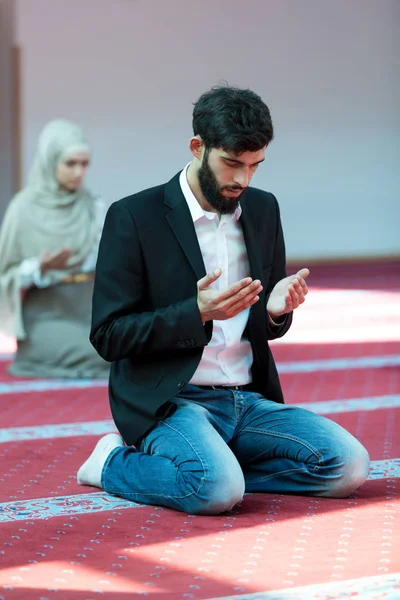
[{"x1": 198, "y1": 150, "x2": 246, "y2": 214}]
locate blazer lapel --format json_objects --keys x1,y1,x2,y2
[
  {"x1": 240, "y1": 200, "x2": 263, "y2": 282},
  {"x1": 164, "y1": 176, "x2": 263, "y2": 285},
  {"x1": 240, "y1": 196, "x2": 268, "y2": 330},
  {"x1": 164, "y1": 173, "x2": 206, "y2": 281}
]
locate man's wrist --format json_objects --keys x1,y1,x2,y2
[{"x1": 268, "y1": 312, "x2": 286, "y2": 326}]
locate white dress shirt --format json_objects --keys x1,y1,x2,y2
[{"x1": 179, "y1": 164, "x2": 253, "y2": 386}]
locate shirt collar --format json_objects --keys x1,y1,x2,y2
[{"x1": 179, "y1": 163, "x2": 242, "y2": 223}]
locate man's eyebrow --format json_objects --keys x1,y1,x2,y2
[{"x1": 223, "y1": 156, "x2": 265, "y2": 166}]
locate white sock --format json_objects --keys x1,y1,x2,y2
[{"x1": 77, "y1": 433, "x2": 124, "y2": 488}]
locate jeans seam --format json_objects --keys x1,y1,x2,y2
[
  {"x1": 241, "y1": 427, "x2": 324, "y2": 472},
  {"x1": 104, "y1": 420, "x2": 209, "y2": 501},
  {"x1": 234, "y1": 394, "x2": 242, "y2": 422},
  {"x1": 247, "y1": 467, "x2": 309, "y2": 482}
]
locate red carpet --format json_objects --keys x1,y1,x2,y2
[
  {"x1": 0, "y1": 385, "x2": 111, "y2": 428},
  {"x1": 0, "y1": 260, "x2": 399, "y2": 599},
  {"x1": 1, "y1": 485, "x2": 398, "y2": 600}
]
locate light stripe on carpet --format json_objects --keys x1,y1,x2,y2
[
  {"x1": 301, "y1": 394, "x2": 400, "y2": 415},
  {"x1": 1, "y1": 395, "x2": 398, "y2": 443},
  {"x1": 0, "y1": 355, "x2": 399, "y2": 395},
  {"x1": 0, "y1": 458, "x2": 398, "y2": 523},
  {"x1": 209, "y1": 572, "x2": 400, "y2": 600},
  {"x1": 277, "y1": 354, "x2": 400, "y2": 373}
]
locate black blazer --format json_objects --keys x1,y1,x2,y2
[{"x1": 90, "y1": 172, "x2": 292, "y2": 445}]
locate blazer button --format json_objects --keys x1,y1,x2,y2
[{"x1": 177, "y1": 381, "x2": 185, "y2": 389}]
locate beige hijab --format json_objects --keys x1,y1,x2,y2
[{"x1": 0, "y1": 119, "x2": 98, "y2": 339}]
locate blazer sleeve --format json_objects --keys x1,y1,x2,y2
[
  {"x1": 90, "y1": 201, "x2": 211, "y2": 362},
  {"x1": 265, "y1": 195, "x2": 293, "y2": 340}
]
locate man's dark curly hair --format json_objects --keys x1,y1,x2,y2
[{"x1": 192, "y1": 85, "x2": 274, "y2": 154}]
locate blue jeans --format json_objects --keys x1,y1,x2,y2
[{"x1": 102, "y1": 385, "x2": 370, "y2": 515}]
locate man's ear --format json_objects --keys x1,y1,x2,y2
[{"x1": 189, "y1": 135, "x2": 204, "y2": 160}]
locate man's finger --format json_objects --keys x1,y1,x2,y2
[
  {"x1": 296, "y1": 268, "x2": 310, "y2": 280},
  {"x1": 216, "y1": 277, "x2": 255, "y2": 302},
  {"x1": 287, "y1": 286, "x2": 298, "y2": 309},
  {"x1": 197, "y1": 269, "x2": 222, "y2": 290},
  {"x1": 226, "y1": 291, "x2": 261, "y2": 316},
  {"x1": 292, "y1": 278, "x2": 308, "y2": 295},
  {"x1": 221, "y1": 284, "x2": 262, "y2": 315}
]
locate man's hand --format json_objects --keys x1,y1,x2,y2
[
  {"x1": 197, "y1": 269, "x2": 263, "y2": 322},
  {"x1": 267, "y1": 268, "x2": 310, "y2": 318},
  {"x1": 40, "y1": 248, "x2": 72, "y2": 275}
]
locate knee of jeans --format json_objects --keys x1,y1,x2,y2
[
  {"x1": 329, "y1": 445, "x2": 370, "y2": 498},
  {"x1": 189, "y1": 468, "x2": 245, "y2": 516}
]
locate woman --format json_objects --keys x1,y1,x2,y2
[{"x1": 0, "y1": 119, "x2": 109, "y2": 378}]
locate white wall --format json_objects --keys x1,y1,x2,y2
[
  {"x1": 16, "y1": 0, "x2": 400, "y2": 260},
  {"x1": 0, "y1": 0, "x2": 15, "y2": 221}
]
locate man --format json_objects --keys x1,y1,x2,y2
[{"x1": 78, "y1": 86, "x2": 369, "y2": 514}]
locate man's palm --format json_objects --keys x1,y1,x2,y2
[{"x1": 267, "y1": 268, "x2": 310, "y2": 317}]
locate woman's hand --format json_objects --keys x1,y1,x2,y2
[{"x1": 40, "y1": 248, "x2": 72, "y2": 274}]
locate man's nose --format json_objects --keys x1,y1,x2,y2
[{"x1": 233, "y1": 168, "x2": 250, "y2": 188}]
